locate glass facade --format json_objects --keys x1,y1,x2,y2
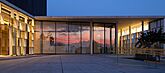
[
  {"x1": 35, "y1": 21, "x2": 116, "y2": 54},
  {"x1": 149, "y1": 19, "x2": 165, "y2": 49},
  {"x1": 119, "y1": 21, "x2": 149, "y2": 54}
]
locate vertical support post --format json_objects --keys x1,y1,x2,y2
[
  {"x1": 32, "y1": 19, "x2": 35, "y2": 26},
  {"x1": 9, "y1": 26, "x2": 13, "y2": 56},
  {"x1": 142, "y1": 21, "x2": 144, "y2": 32},
  {"x1": 9, "y1": 9, "x2": 13, "y2": 56},
  {"x1": 120, "y1": 29, "x2": 122, "y2": 54},
  {"x1": 129, "y1": 26, "x2": 132, "y2": 55},
  {"x1": 90, "y1": 21, "x2": 93, "y2": 55},
  {"x1": 115, "y1": 23, "x2": 119, "y2": 64},
  {"x1": 115, "y1": 23, "x2": 118, "y2": 54},
  {"x1": 25, "y1": 17, "x2": 28, "y2": 24}
]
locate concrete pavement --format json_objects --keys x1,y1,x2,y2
[{"x1": 0, "y1": 55, "x2": 165, "y2": 73}]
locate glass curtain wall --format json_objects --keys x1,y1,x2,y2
[
  {"x1": 93, "y1": 23, "x2": 115, "y2": 54},
  {"x1": 35, "y1": 21, "x2": 116, "y2": 54}
]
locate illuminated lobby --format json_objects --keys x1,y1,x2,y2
[{"x1": 0, "y1": 0, "x2": 165, "y2": 56}]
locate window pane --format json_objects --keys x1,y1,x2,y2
[
  {"x1": 34, "y1": 32, "x2": 41, "y2": 53},
  {"x1": 111, "y1": 28, "x2": 115, "y2": 53},
  {"x1": 94, "y1": 24, "x2": 104, "y2": 54},
  {"x1": 105, "y1": 27, "x2": 110, "y2": 53},
  {"x1": 82, "y1": 25, "x2": 90, "y2": 54},
  {"x1": 42, "y1": 22, "x2": 55, "y2": 53},
  {"x1": 56, "y1": 22, "x2": 68, "y2": 54},
  {"x1": 69, "y1": 24, "x2": 81, "y2": 54}
]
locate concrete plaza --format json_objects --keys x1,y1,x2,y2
[{"x1": 0, "y1": 55, "x2": 165, "y2": 73}]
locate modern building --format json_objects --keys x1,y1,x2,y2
[
  {"x1": 6, "y1": 0, "x2": 47, "y2": 16},
  {"x1": 0, "y1": 0, "x2": 164, "y2": 56},
  {"x1": 0, "y1": 0, "x2": 35, "y2": 56},
  {"x1": 34, "y1": 16, "x2": 165, "y2": 55}
]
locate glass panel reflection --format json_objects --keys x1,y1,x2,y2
[
  {"x1": 105, "y1": 27, "x2": 110, "y2": 54},
  {"x1": 94, "y1": 24, "x2": 105, "y2": 54},
  {"x1": 56, "y1": 22, "x2": 68, "y2": 54},
  {"x1": 34, "y1": 21, "x2": 116, "y2": 54},
  {"x1": 42, "y1": 22, "x2": 55, "y2": 54},
  {"x1": 82, "y1": 25, "x2": 90, "y2": 54},
  {"x1": 69, "y1": 23, "x2": 81, "y2": 54}
]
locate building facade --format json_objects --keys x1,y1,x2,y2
[
  {"x1": 0, "y1": 0, "x2": 35, "y2": 56},
  {"x1": 6, "y1": 0, "x2": 47, "y2": 16},
  {"x1": 0, "y1": 0, "x2": 164, "y2": 56},
  {"x1": 34, "y1": 17, "x2": 165, "y2": 55}
]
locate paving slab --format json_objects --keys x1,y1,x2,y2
[{"x1": 0, "y1": 55, "x2": 164, "y2": 73}]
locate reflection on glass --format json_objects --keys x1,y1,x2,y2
[
  {"x1": 111, "y1": 28, "x2": 116, "y2": 53},
  {"x1": 82, "y1": 25, "x2": 90, "y2": 54},
  {"x1": 34, "y1": 32, "x2": 41, "y2": 53},
  {"x1": 94, "y1": 24, "x2": 104, "y2": 54},
  {"x1": 34, "y1": 21, "x2": 116, "y2": 54},
  {"x1": 69, "y1": 24, "x2": 81, "y2": 54},
  {"x1": 56, "y1": 22, "x2": 68, "y2": 54},
  {"x1": 42, "y1": 22, "x2": 55, "y2": 53},
  {"x1": 105, "y1": 27, "x2": 110, "y2": 53}
]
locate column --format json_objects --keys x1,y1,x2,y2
[
  {"x1": 120, "y1": 29, "x2": 123, "y2": 54},
  {"x1": 9, "y1": 10, "x2": 14, "y2": 56},
  {"x1": 115, "y1": 23, "x2": 118, "y2": 54},
  {"x1": 9, "y1": 26, "x2": 13, "y2": 56},
  {"x1": 142, "y1": 21, "x2": 144, "y2": 32},
  {"x1": 90, "y1": 21, "x2": 93, "y2": 55},
  {"x1": 129, "y1": 26, "x2": 132, "y2": 55}
]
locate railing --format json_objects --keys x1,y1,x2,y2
[{"x1": 118, "y1": 48, "x2": 165, "y2": 56}]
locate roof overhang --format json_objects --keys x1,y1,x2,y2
[{"x1": 35, "y1": 16, "x2": 165, "y2": 24}]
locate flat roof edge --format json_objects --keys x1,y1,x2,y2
[{"x1": 34, "y1": 16, "x2": 165, "y2": 20}]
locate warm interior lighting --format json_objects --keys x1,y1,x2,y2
[
  {"x1": 0, "y1": 55, "x2": 11, "y2": 57},
  {"x1": 19, "y1": 23, "x2": 22, "y2": 30},
  {"x1": 122, "y1": 27, "x2": 129, "y2": 36},
  {"x1": 144, "y1": 22, "x2": 149, "y2": 31},
  {"x1": 32, "y1": 28, "x2": 34, "y2": 33},
  {"x1": 0, "y1": 16, "x2": 4, "y2": 24},
  {"x1": 27, "y1": 25, "x2": 30, "y2": 32},
  {"x1": 4, "y1": 20, "x2": 9, "y2": 25}
]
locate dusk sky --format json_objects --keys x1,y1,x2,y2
[{"x1": 48, "y1": 0, "x2": 165, "y2": 16}]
